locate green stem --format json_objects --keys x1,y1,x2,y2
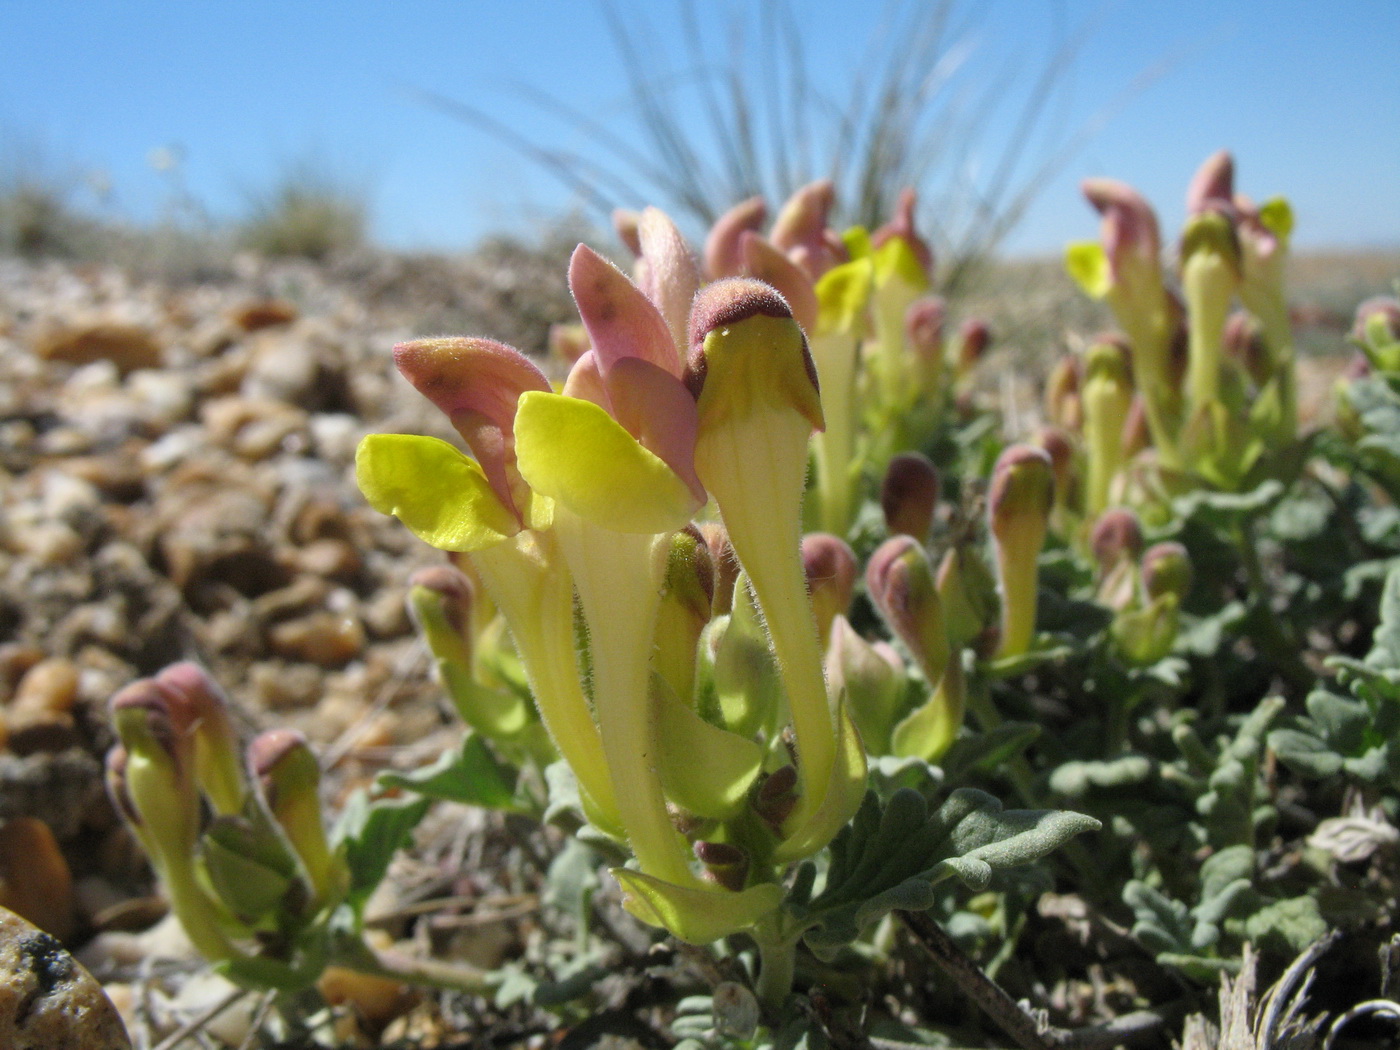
[
  {"x1": 349, "y1": 943, "x2": 493, "y2": 996},
  {"x1": 751, "y1": 915, "x2": 800, "y2": 1015},
  {"x1": 554, "y1": 510, "x2": 697, "y2": 888},
  {"x1": 473, "y1": 536, "x2": 621, "y2": 832}
]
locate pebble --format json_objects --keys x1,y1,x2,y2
[
  {"x1": 31, "y1": 320, "x2": 162, "y2": 373},
  {"x1": 0, "y1": 817, "x2": 76, "y2": 940},
  {"x1": 4, "y1": 658, "x2": 80, "y2": 755},
  {"x1": 0, "y1": 905, "x2": 130, "y2": 1049},
  {"x1": 268, "y1": 612, "x2": 366, "y2": 666}
]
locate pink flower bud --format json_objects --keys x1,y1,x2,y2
[
  {"x1": 704, "y1": 196, "x2": 767, "y2": 280},
  {"x1": 1186, "y1": 150, "x2": 1235, "y2": 215},
  {"x1": 771, "y1": 179, "x2": 840, "y2": 280},
  {"x1": 871, "y1": 187, "x2": 933, "y2": 275},
  {"x1": 693, "y1": 840, "x2": 750, "y2": 891},
  {"x1": 1082, "y1": 178, "x2": 1162, "y2": 283},
  {"x1": 740, "y1": 231, "x2": 819, "y2": 334},
  {"x1": 802, "y1": 533, "x2": 857, "y2": 645},
  {"x1": 1141, "y1": 542, "x2": 1192, "y2": 602},
  {"x1": 612, "y1": 208, "x2": 642, "y2": 257},
  {"x1": 880, "y1": 452, "x2": 939, "y2": 540},
  {"x1": 955, "y1": 318, "x2": 991, "y2": 375},
  {"x1": 866, "y1": 536, "x2": 948, "y2": 682}
]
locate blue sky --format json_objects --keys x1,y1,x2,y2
[{"x1": 3, "y1": 0, "x2": 1397, "y2": 258}]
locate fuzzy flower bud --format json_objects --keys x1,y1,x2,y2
[
  {"x1": 704, "y1": 196, "x2": 767, "y2": 280},
  {"x1": 802, "y1": 533, "x2": 857, "y2": 649},
  {"x1": 248, "y1": 729, "x2": 339, "y2": 906},
  {"x1": 955, "y1": 318, "x2": 991, "y2": 379},
  {"x1": 826, "y1": 616, "x2": 906, "y2": 756},
  {"x1": 1082, "y1": 335, "x2": 1134, "y2": 516},
  {"x1": 988, "y1": 445, "x2": 1054, "y2": 659},
  {"x1": 1141, "y1": 542, "x2": 1192, "y2": 603},
  {"x1": 880, "y1": 451, "x2": 940, "y2": 541},
  {"x1": 1186, "y1": 150, "x2": 1235, "y2": 215},
  {"x1": 866, "y1": 536, "x2": 948, "y2": 684}
]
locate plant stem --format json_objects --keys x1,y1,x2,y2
[
  {"x1": 752, "y1": 917, "x2": 799, "y2": 1015},
  {"x1": 352, "y1": 944, "x2": 494, "y2": 996}
]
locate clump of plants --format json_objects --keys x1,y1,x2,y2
[{"x1": 108, "y1": 154, "x2": 1400, "y2": 1047}]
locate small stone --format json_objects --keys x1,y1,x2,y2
[
  {"x1": 268, "y1": 613, "x2": 365, "y2": 666},
  {"x1": 291, "y1": 538, "x2": 362, "y2": 579},
  {"x1": 4, "y1": 658, "x2": 80, "y2": 755},
  {"x1": 0, "y1": 818, "x2": 76, "y2": 940},
  {"x1": 229, "y1": 297, "x2": 297, "y2": 332},
  {"x1": 0, "y1": 905, "x2": 130, "y2": 1049},
  {"x1": 32, "y1": 321, "x2": 162, "y2": 373}
]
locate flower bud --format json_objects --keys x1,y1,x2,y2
[
  {"x1": 880, "y1": 451, "x2": 940, "y2": 541},
  {"x1": 248, "y1": 729, "x2": 339, "y2": 906},
  {"x1": 826, "y1": 616, "x2": 906, "y2": 755},
  {"x1": 655, "y1": 525, "x2": 716, "y2": 703},
  {"x1": 699, "y1": 521, "x2": 741, "y2": 617},
  {"x1": 612, "y1": 208, "x2": 642, "y2": 257},
  {"x1": 752, "y1": 765, "x2": 799, "y2": 832},
  {"x1": 740, "y1": 231, "x2": 819, "y2": 335},
  {"x1": 1223, "y1": 311, "x2": 1270, "y2": 388},
  {"x1": 548, "y1": 322, "x2": 590, "y2": 366},
  {"x1": 1141, "y1": 542, "x2": 1192, "y2": 603},
  {"x1": 1044, "y1": 356, "x2": 1083, "y2": 432},
  {"x1": 866, "y1": 537, "x2": 948, "y2": 684},
  {"x1": 937, "y1": 543, "x2": 998, "y2": 655},
  {"x1": 1034, "y1": 425, "x2": 1077, "y2": 514},
  {"x1": 905, "y1": 297, "x2": 946, "y2": 394},
  {"x1": 871, "y1": 187, "x2": 933, "y2": 276},
  {"x1": 955, "y1": 318, "x2": 991, "y2": 380},
  {"x1": 1122, "y1": 395, "x2": 1151, "y2": 459},
  {"x1": 771, "y1": 180, "x2": 839, "y2": 279},
  {"x1": 988, "y1": 445, "x2": 1054, "y2": 658},
  {"x1": 409, "y1": 565, "x2": 474, "y2": 663},
  {"x1": 1081, "y1": 335, "x2": 1134, "y2": 517},
  {"x1": 704, "y1": 196, "x2": 766, "y2": 280},
  {"x1": 1352, "y1": 296, "x2": 1400, "y2": 371},
  {"x1": 1186, "y1": 150, "x2": 1234, "y2": 215},
  {"x1": 1090, "y1": 508, "x2": 1144, "y2": 570},
  {"x1": 802, "y1": 533, "x2": 857, "y2": 649}
]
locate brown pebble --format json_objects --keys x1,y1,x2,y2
[
  {"x1": 4, "y1": 659, "x2": 80, "y2": 755},
  {"x1": 269, "y1": 614, "x2": 366, "y2": 666},
  {"x1": 0, "y1": 819, "x2": 76, "y2": 940},
  {"x1": 32, "y1": 321, "x2": 162, "y2": 374},
  {"x1": 292, "y1": 538, "x2": 362, "y2": 579},
  {"x1": 230, "y1": 298, "x2": 298, "y2": 332},
  {"x1": 0, "y1": 906, "x2": 128, "y2": 1048}
]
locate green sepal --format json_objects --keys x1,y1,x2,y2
[
  {"x1": 356, "y1": 434, "x2": 526, "y2": 552},
  {"x1": 1064, "y1": 241, "x2": 1110, "y2": 298},
  {"x1": 711, "y1": 579, "x2": 783, "y2": 738},
  {"x1": 653, "y1": 675, "x2": 764, "y2": 820},
  {"x1": 438, "y1": 662, "x2": 533, "y2": 741},
  {"x1": 197, "y1": 815, "x2": 302, "y2": 927},
  {"x1": 773, "y1": 699, "x2": 868, "y2": 863},
  {"x1": 514, "y1": 391, "x2": 699, "y2": 534},
  {"x1": 612, "y1": 869, "x2": 784, "y2": 944}
]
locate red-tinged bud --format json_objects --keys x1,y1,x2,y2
[
  {"x1": 705, "y1": 196, "x2": 767, "y2": 280},
  {"x1": 740, "y1": 231, "x2": 819, "y2": 334},
  {"x1": 906, "y1": 297, "x2": 946, "y2": 361},
  {"x1": 988, "y1": 445, "x2": 1054, "y2": 659},
  {"x1": 1082, "y1": 178, "x2": 1162, "y2": 282},
  {"x1": 753, "y1": 765, "x2": 798, "y2": 832},
  {"x1": 1224, "y1": 311, "x2": 1271, "y2": 387},
  {"x1": 408, "y1": 563, "x2": 475, "y2": 666},
  {"x1": 154, "y1": 662, "x2": 245, "y2": 816},
  {"x1": 548, "y1": 322, "x2": 590, "y2": 366},
  {"x1": 1141, "y1": 542, "x2": 1192, "y2": 602},
  {"x1": 955, "y1": 318, "x2": 991, "y2": 377},
  {"x1": 685, "y1": 278, "x2": 823, "y2": 432},
  {"x1": 612, "y1": 208, "x2": 642, "y2": 257},
  {"x1": 771, "y1": 179, "x2": 839, "y2": 279},
  {"x1": 871, "y1": 187, "x2": 934, "y2": 275},
  {"x1": 1090, "y1": 508, "x2": 1144, "y2": 569},
  {"x1": 866, "y1": 536, "x2": 948, "y2": 684},
  {"x1": 110, "y1": 678, "x2": 189, "y2": 773},
  {"x1": 693, "y1": 840, "x2": 750, "y2": 891},
  {"x1": 802, "y1": 533, "x2": 857, "y2": 647},
  {"x1": 880, "y1": 452, "x2": 939, "y2": 541},
  {"x1": 1044, "y1": 356, "x2": 1083, "y2": 431},
  {"x1": 248, "y1": 729, "x2": 339, "y2": 905},
  {"x1": 1352, "y1": 297, "x2": 1400, "y2": 345},
  {"x1": 699, "y1": 521, "x2": 741, "y2": 617},
  {"x1": 1187, "y1": 150, "x2": 1235, "y2": 215},
  {"x1": 1034, "y1": 425, "x2": 1076, "y2": 503},
  {"x1": 1122, "y1": 395, "x2": 1152, "y2": 458}
]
